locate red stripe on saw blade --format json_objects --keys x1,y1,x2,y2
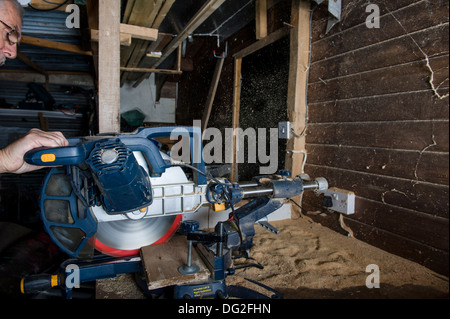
[{"x1": 93, "y1": 215, "x2": 183, "y2": 257}]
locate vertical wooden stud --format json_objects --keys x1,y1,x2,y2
[{"x1": 98, "y1": 0, "x2": 121, "y2": 134}]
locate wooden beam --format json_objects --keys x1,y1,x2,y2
[
  {"x1": 122, "y1": 0, "x2": 136, "y2": 24},
  {"x1": 134, "y1": 0, "x2": 226, "y2": 86},
  {"x1": 284, "y1": 0, "x2": 311, "y2": 214},
  {"x1": 152, "y1": 0, "x2": 176, "y2": 28},
  {"x1": 21, "y1": 35, "x2": 93, "y2": 56},
  {"x1": 98, "y1": 0, "x2": 121, "y2": 134},
  {"x1": 256, "y1": 0, "x2": 268, "y2": 39},
  {"x1": 119, "y1": 24, "x2": 158, "y2": 41},
  {"x1": 17, "y1": 52, "x2": 47, "y2": 75},
  {"x1": 231, "y1": 58, "x2": 242, "y2": 183},
  {"x1": 0, "y1": 70, "x2": 94, "y2": 86},
  {"x1": 91, "y1": 29, "x2": 132, "y2": 46},
  {"x1": 233, "y1": 26, "x2": 290, "y2": 59},
  {"x1": 202, "y1": 54, "x2": 225, "y2": 134},
  {"x1": 152, "y1": 0, "x2": 226, "y2": 69},
  {"x1": 120, "y1": 67, "x2": 182, "y2": 75},
  {"x1": 92, "y1": 23, "x2": 159, "y2": 46}
]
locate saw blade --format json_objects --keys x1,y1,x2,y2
[{"x1": 93, "y1": 215, "x2": 182, "y2": 257}]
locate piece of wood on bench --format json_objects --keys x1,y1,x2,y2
[{"x1": 140, "y1": 235, "x2": 210, "y2": 290}]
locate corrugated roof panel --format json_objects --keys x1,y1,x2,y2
[
  {"x1": 0, "y1": 80, "x2": 94, "y2": 111},
  {"x1": 21, "y1": 8, "x2": 81, "y2": 37},
  {"x1": 2, "y1": 7, "x2": 93, "y2": 73}
]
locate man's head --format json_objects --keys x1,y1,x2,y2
[{"x1": 0, "y1": 0, "x2": 24, "y2": 66}]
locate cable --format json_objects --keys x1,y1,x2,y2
[{"x1": 171, "y1": 161, "x2": 223, "y2": 185}]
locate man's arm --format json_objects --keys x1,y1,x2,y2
[{"x1": 0, "y1": 128, "x2": 69, "y2": 174}]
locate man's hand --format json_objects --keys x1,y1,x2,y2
[{"x1": 0, "y1": 129, "x2": 69, "y2": 174}]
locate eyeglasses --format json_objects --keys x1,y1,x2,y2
[{"x1": 0, "y1": 19, "x2": 20, "y2": 46}]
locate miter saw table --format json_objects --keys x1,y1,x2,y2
[{"x1": 19, "y1": 127, "x2": 328, "y2": 299}]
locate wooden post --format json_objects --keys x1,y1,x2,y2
[
  {"x1": 285, "y1": 0, "x2": 311, "y2": 214},
  {"x1": 256, "y1": 0, "x2": 268, "y2": 39},
  {"x1": 231, "y1": 58, "x2": 242, "y2": 182},
  {"x1": 98, "y1": 0, "x2": 121, "y2": 134}
]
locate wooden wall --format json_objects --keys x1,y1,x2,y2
[
  {"x1": 176, "y1": 0, "x2": 448, "y2": 276},
  {"x1": 303, "y1": 0, "x2": 449, "y2": 276}
]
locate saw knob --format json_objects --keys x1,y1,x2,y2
[{"x1": 181, "y1": 220, "x2": 199, "y2": 235}]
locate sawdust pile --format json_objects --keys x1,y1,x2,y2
[
  {"x1": 97, "y1": 216, "x2": 448, "y2": 299},
  {"x1": 226, "y1": 217, "x2": 449, "y2": 299}
]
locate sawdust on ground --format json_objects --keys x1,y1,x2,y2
[
  {"x1": 96, "y1": 216, "x2": 448, "y2": 299},
  {"x1": 226, "y1": 216, "x2": 449, "y2": 299}
]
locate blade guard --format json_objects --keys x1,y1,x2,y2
[{"x1": 39, "y1": 167, "x2": 98, "y2": 258}]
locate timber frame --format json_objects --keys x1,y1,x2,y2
[{"x1": 230, "y1": 0, "x2": 311, "y2": 196}]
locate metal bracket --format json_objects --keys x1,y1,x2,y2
[
  {"x1": 258, "y1": 220, "x2": 280, "y2": 235},
  {"x1": 311, "y1": 0, "x2": 342, "y2": 34},
  {"x1": 326, "y1": 0, "x2": 342, "y2": 33}
]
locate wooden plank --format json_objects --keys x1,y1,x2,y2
[
  {"x1": 319, "y1": 215, "x2": 449, "y2": 277},
  {"x1": 284, "y1": 0, "x2": 311, "y2": 215},
  {"x1": 311, "y1": 0, "x2": 449, "y2": 63},
  {"x1": 98, "y1": 0, "x2": 121, "y2": 134},
  {"x1": 0, "y1": 70, "x2": 94, "y2": 86},
  {"x1": 119, "y1": 24, "x2": 158, "y2": 41},
  {"x1": 307, "y1": 144, "x2": 449, "y2": 185},
  {"x1": 122, "y1": 0, "x2": 136, "y2": 24},
  {"x1": 256, "y1": 0, "x2": 268, "y2": 40},
  {"x1": 307, "y1": 91, "x2": 450, "y2": 124},
  {"x1": 233, "y1": 26, "x2": 290, "y2": 59},
  {"x1": 90, "y1": 29, "x2": 132, "y2": 46},
  {"x1": 21, "y1": 35, "x2": 93, "y2": 56},
  {"x1": 306, "y1": 121, "x2": 449, "y2": 153},
  {"x1": 202, "y1": 54, "x2": 225, "y2": 134},
  {"x1": 305, "y1": 164, "x2": 449, "y2": 218},
  {"x1": 128, "y1": 0, "x2": 159, "y2": 27},
  {"x1": 120, "y1": 67, "x2": 182, "y2": 75},
  {"x1": 346, "y1": 218, "x2": 449, "y2": 277},
  {"x1": 349, "y1": 197, "x2": 449, "y2": 252},
  {"x1": 140, "y1": 236, "x2": 210, "y2": 290},
  {"x1": 308, "y1": 55, "x2": 449, "y2": 103},
  {"x1": 231, "y1": 58, "x2": 242, "y2": 182},
  {"x1": 310, "y1": 23, "x2": 449, "y2": 83},
  {"x1": 17, "y1": 52, "x2": 47, "y2": 75},
  {"x1": 121, "y1": 0, "x2": 163, "y2": 84},
  {"x1": 152, "y1": 0, "x2": 176, "y2": 29}
]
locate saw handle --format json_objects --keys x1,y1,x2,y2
[
  {"x1": 21, "y1": 274, "x2": 59, "y2": 295},
  {"x1": 24, "y1": 145, "x2": 87, "y2": 166}
]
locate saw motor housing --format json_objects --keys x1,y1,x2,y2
[{"x1": 85, "y1": 139, "x2": 152, "y2": 214}]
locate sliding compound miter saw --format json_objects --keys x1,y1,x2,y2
[{"x1": 21, "y1": 127, "x2": 328, "y2": 298}]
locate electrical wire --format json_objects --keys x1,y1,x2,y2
[{"x1": 172, "y1": 161, "x2": 245, "y2": 250}]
